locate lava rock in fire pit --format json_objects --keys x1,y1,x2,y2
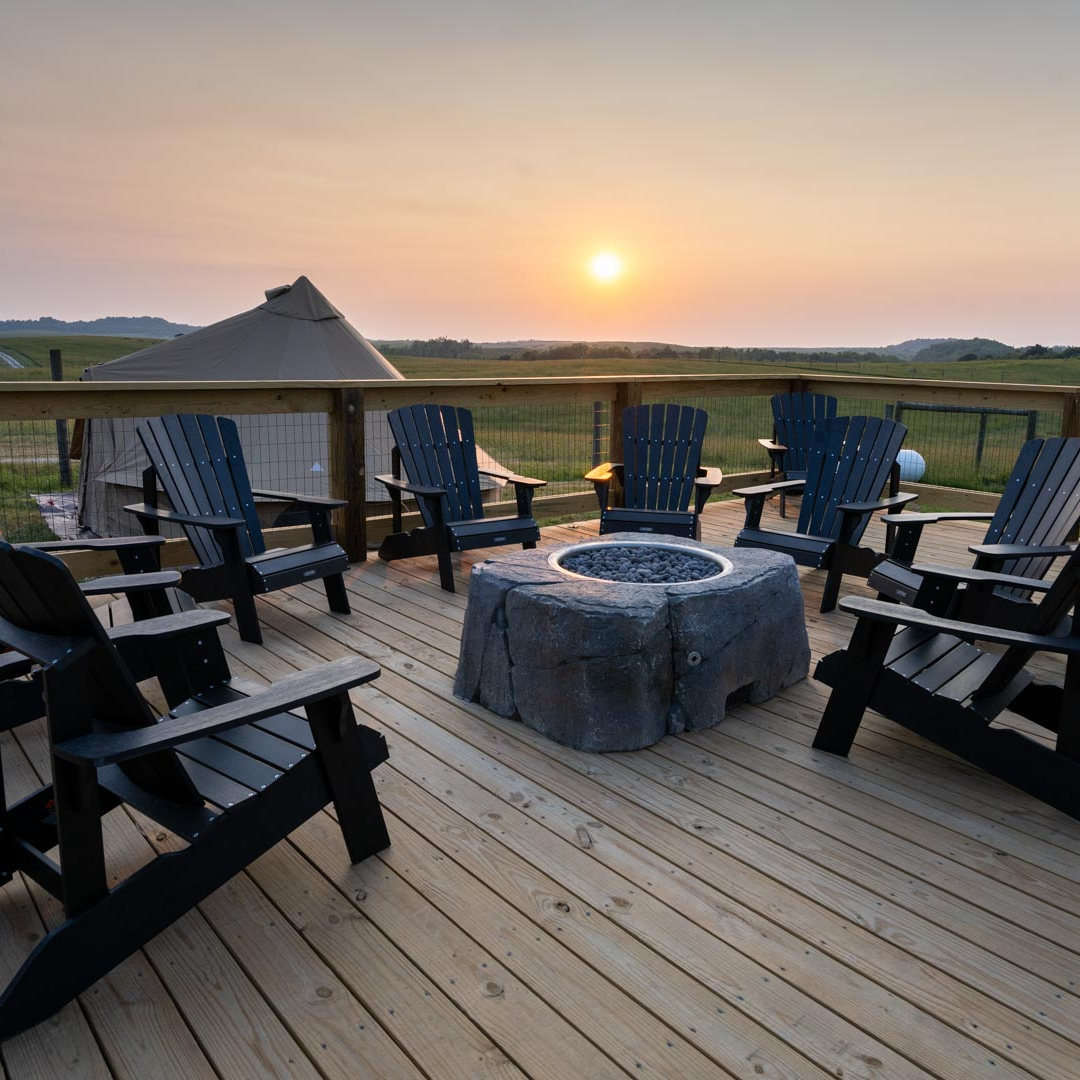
[{"x1": 560, "y1": 545, "x2": 721, "y2": 583}]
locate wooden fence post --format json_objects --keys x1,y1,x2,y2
[
  {"x1": 50, "y1": 349, "x2": 72, "y2": 488},
  {"x1": 330, "y1": 387, "x2": 366, "y2": 561},
  {"x1": 1061, "y1": 393, "x2": 1080, "y2": 539},
  {"x1": 609, "y1": 381, "x2": 642, "y2": 507}
]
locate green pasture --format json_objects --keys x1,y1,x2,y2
[{"x1": 0, "y1": 335, "x2": 1075, "y2": 540}]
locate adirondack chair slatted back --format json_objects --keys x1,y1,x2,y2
[
  {"x1": 797, "y1": 416, "x2": 906, "y2": 544},
  {"x1": 981, "y1": 437, "x2": 1080, "y2": 586},
  {"x1": 0, "y1": 542, "x2": 201, "y2": 803},
  {"x1": 389, "y1": 405, "x2": 485, "y2": 527},
  {"x1": 622, "y1": 405, "x2": 708, "y2": 513},
  {"x1": 771, "y1": 393, "x2": 838, "y2": 474},
  {"x1": 138, "y1": 415, "x2": 266, "y2": 565},
  {"x1": 974, "y1": 545, "x2": 1080, "y2": 701}
]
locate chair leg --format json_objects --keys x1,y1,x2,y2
[
  {"x1": 323, "y1": 573, "x2": 351, "y2": 615},
  {"x1": 813, "y1": 619, "x2": 894, "y2": 755},
  {"x1": 779, "y1": 491, "x2": 787, "y2": 519},
  {"x1": 306, "y1": 695, "x2": 391, "y2": 863},
  {"x1": 523, "y1": 540, "x2": 537, "y2": 550},
  {"x1": 233, "y1": 591, "x2": 263, "y2": 645},
  {"x1": 819, "y1": 564, "x2": 844, "y2": 613},
  {"x1": 436, "y1": 550, "x2": 456, "y2": 593}
]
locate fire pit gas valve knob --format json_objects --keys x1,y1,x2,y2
[{"x1": 686, "y1": 650, "x2": 703, "y2": 668}]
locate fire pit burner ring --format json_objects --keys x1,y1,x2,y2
[{"x1": 551, "y1": 542, "x2": 732, "y2": 584}]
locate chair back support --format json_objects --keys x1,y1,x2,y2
[
  {"x1": 388, "y1": 405, "x2": 486, "y2": 527},
  {"x1": 138, "y1": 415, "x2": 266, "y2": 566},
  {"x1": 622, "y1": 404, "x2": 708, "y2": 513},
  {"x1": 771, "y1": 393, "x2": 838, "y2": 474},
  {"x1": 797, "y1": 416, "x2": 907, "y2": 545},
  {"x1": 0, "y1": 542, "x2": 199, "y2": 802},
  {"x1": 976, "y1": 545, "x2": 1080, "y2": 701},
  {"x1": 982, "y1": 437, "x2": 1080, "y2": 585}
]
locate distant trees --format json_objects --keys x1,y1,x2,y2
[{"x1": 380, "y1": 337, "x2": 484, "y2": 358}]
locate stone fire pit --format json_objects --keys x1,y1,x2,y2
[{"x1": 454, "y1": 533, "x2": 810, "y2": 751}]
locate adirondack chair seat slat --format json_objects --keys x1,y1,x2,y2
[
  {"x1": 732, "y1": 528, "x2": 834, "y2": 566},
  {"x1": 587, "y1": 405, "x2": 721, "y2": 540},
  {"x1": 0, "y1": 542, "x2": 390, "y2": 1038},
  {"x1": 132, "y1": 414, "x2": 352, "y2": 644},
  {"x1": 447, "y1": 516, "x2": 541, "y2": 550},
  {"x1": 377, "y1": 404, "x2": 546, "y2": 592},
  {"x1": 180, "y1": 736, "x2": 283, "y2": 790},
  {"x1": 735, "y1": 415, "x2": 914, "y2": 612},
  {"x1": 595, "y1": 506, "x2": 699, "y2": 536}
]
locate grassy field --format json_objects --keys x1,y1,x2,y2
[{"x1": 0, "y1": 335, "x2": 1075, "y2": 540}]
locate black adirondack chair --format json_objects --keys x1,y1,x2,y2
[
  {"x1": 871, "y1": 437, "x2": 1080, "y2": 628},
  {"x1": 128, "y1": 414, "x2": 351, "y2": 644},
  {"x1": 0, "y1": 541, "x2": 390, "y2": 1039},
  {"x1": 734, "y1": 415, "x2": 916, "y2": 612},
  {"x1": 584, "y1": 404, "x2": 722, "y2": 539},
  {"x1": 0, "y1": 535, "x2": 180, "y2": 730},
  {"x1": 758, "y1": 392, "x2": 839, "y2": 517},
  {"x1": 376, "y1": 404, "x2": 545, "y2": 592},
  {"x1": 813, "y1": 548, "x2": 1080, "y2": 820}
]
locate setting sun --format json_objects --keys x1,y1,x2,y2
[{"x1": 589, "y1": 252, "x2": 623, "y2": 282}]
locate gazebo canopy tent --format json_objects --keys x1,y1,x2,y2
[{"x1": 77, "y1": 276, "x2": 504, "y2": 538}]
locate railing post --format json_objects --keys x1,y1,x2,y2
[
  {"x1": 609, "y1": 381, "x2": 641, "y2": 507},
  {"x1": 50, "y1": 349, "x2": 72, "y2": 488},
  {"x1": 330, "y1": 387, "x2": 366, "y2": 562},
  {"x1": 1062, "y1": 393, "x2": 1080, "y2": 539}
]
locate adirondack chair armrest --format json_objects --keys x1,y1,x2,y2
[
  {"x1": 734, "y1": 478, "x2": 806, "y2": 529},
  {"x1": 125, "y1": 503, "x2": 248, "y2": 532},
  {"x1": 909, "y1": 562, "x2": 1052, "y2": 593},
  {"x1": 838, "y1": 492, "x2": 918, "y2": 516},
  {"x1": 477, "y1": 469, "x2": 546, "y2": 489},
  {"x1": 53, "y1": 656, "x2": 382, "y2": 767},
  {"x1": 838, "y1": 596, "x2": 1080, "y2": 655},
  {"x1": 880, "y1": 511, "x2": 995, "y2": 527},
  {"x1": 969, "y1": 542, "x2": 1075, "y2": 564},
  {"x1": 584, "y1": 462, "x2": 616, "y2": 483},
  {"x1": 757, "y1": 439, "x2": 787, "y2": 473},
  {"x1": 249, "y1": 488, "x2": 347, "y2": 509},
  {"x1": 78, "y1": 570, "x2": 181, "y2": 597},
  {"x1": 27, "y1": 536, "x2": 167, "y2": 554},
  {"x1": 694, "y1": 467, "x2": 723, "y2": 491},
  {"x1": 105, "y1": 608, "x2": 233, "y2": 646},
  {"x1": 733, "y1": 478, "x2": 806, "y2": 499},
  {"x1": 374, "y1": 474, "x2": 446, "y2": 500}
]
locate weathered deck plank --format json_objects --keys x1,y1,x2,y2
[{"x1": 3, "y1": 499, "x2": 1079, "y2": 1079}]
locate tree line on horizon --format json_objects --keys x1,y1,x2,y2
[{"x1": 377, "y1": 336, "x2": 1080, "y2": 364}]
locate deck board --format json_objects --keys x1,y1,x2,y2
[{"x1": 3, "y1": 500, "x2": 1080, "y2": 1079}]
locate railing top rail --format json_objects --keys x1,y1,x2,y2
[{"x1": 0, "y1": 371, "x2": 1076, "y2": 422}]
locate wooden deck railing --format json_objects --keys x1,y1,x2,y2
[{"x1": 3, "y1": 372, "x2": 1079, "y2": 575}]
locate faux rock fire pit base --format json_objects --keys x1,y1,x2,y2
[{"x1": 454, "y1": 533, "x2": 810, "y2": 752}]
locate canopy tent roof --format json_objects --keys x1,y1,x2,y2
[
  {"x1": 76, "y1": 277, "x2": 506, "y2": 539},
  {"x1": 82, "y1": 276, "x2": 404, "y2": 383}
]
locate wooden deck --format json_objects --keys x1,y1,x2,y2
[{"x1": 3, "y1": 500, "x2": 1080, "y2": 1079}]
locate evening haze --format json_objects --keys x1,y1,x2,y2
[{"x1": 2, "y1": 1, "x2": 1078, "y2": 346}]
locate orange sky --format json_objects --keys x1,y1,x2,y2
[{"x1": 2, "y1": 2, "x2": 1078, "y2": 345}]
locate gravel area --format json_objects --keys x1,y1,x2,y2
[{"x1": 559, "y1": 544, "x2": 723, "y2": 583}]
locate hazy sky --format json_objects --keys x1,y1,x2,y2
[{"x1": 3, "y1": 1, "x2": 1078, "y2": 345}]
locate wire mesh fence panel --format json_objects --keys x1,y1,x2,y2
[
  {"x1": 467, "y1": 400, "x2": 607, "y2": 506},
  {"x1": 0, "y1": 418, "x2": 81, "y2": 541}
]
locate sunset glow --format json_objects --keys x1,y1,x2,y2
[{"x1": 1, "y1": 3, "x2": 1078, "y2": 345}]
